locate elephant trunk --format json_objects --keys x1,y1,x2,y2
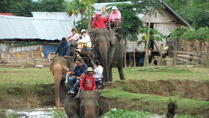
[
  {"x1": 84, "y1": 106, "x2": 97, "y2": 118},
  {"x1": 53, "y1": 64, "x2": 63, "y2": 109},
  {"x1": 99, "y1": 41, "x2": 109, "y2": 82}
]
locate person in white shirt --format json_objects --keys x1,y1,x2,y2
[
  {"x1": 93, "y1": 60, "x2": 103, "y2": 85},
  {"x1": 67, "y1": 28, "x2": 80, "y2": 49},
  {"x1": 78, "y1": 29, "x2": 91, "y2": 49}
]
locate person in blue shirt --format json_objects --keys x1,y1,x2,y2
[
  {"x1": 67, "y1": 59, "x2": 87, "y2": 94},
  {"x1": 55, "y1": 37, "x2": 70, "y2": 56}
]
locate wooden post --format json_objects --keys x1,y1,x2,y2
[
  {"x1": 133, "y1": 42, "x2": 136, "y2": 67},
  {"x1": 144, "y1": 12, "x2": 151, "y2": 66},
  {"x1": 124, "y1": 38, "x2": 127, "y2": 68},
  {"x1": 173, "y1": 51, "x2": 177, "y2": 66},
  {"x1": 26, "y1": 53, "x2": 28, "y2": 67}
]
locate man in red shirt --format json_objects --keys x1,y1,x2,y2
[
  {"x1": 80, "y1": 67, "x2": 96, "y2": 91},
  {"x1": 92, "y1": 13, "x2": 109, "y2": 29}
]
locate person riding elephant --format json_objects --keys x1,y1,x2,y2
[
  {"x1": 89, "y1": 29, "x2": 125, "y2": 82},
  {"x1": 64, "y1": 91, "x2": 111, "y2": 118},
  {"x1": 66, "y1": 59, "x2": 88, "y2": 95},
  {"x1": 50, "y1": 56, "x2": 75, "y2": 109},
  {"x1": 55, "y1": 37, "x2": 70, "y2": 57}
]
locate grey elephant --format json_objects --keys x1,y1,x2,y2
[
  {"x1": 64, "y1": 91, "x2": 111, "y2": 118},
  {"x1": 89, "y1": 29, "x2": 125, "y2": 82},
  {"x1": 50, "y1": 56, "x2": 75, "y2": 109}
]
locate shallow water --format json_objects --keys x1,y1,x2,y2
[
  {"x1": 6, "y1": 107, "x2": 66, "y2": 118},
  {"x1": 5, "y1": 108, "x2": 163, "y2": 118}
]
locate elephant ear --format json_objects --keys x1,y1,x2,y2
[
  {"x1": 64, "y1": 97, "x2": 80, "y2": 118},
  {"x1": 89, "y1": 31, "x2": 95, "y2": 42},
  {"x1": 99, "y1": 96, "x2": 111, "y2": 116}
]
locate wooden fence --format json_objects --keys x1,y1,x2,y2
[{"x1": 174, "y1": 51, "x2": 208, "y2": 66}]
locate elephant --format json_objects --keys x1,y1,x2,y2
[
  {"x1": 50, "y1": 56, "x2": 75, "y2": 109},
  {"x1": 64, "y1": 91, "x2": 111, "y2": 118},
  {"x1": 89, "y1": 29, "x2": 125, "y2": 82}
]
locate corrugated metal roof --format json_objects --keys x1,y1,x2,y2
[
  {"x1": 0, "y1": 1, "x2": 191, "y2": 40},
  {"x1": 0, "y1": 12, "x2": 80, "y2": 40}
]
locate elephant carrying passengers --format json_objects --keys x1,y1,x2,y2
[{"x1": 66, "y1": 59, "x2": 88, "y2": 94}]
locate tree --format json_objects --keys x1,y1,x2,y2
[
  {"x1": 171, "y1": 26, "x2": 209, "y2": 53},
  {"x1": 0, "y1": 0, "x2": 13, "y2": 13},
  {"x1": 9, "y1": 0, "x2": 38, "y2": 17},
  {"x1": 68, "y1": 0, "x2": 96, "y2": 31},
  {"x1": 165, "y1": 0, "x2": 209, "y2": 28},
  {"x1": 39, "y1": 0, "x2": 66, "y2": 12},
  {"x1": 131, "y1": 0, "x2": 164, "y2": 66},
  {"x1": 1, "y1": 0, "x2": 68, "y2": 17}
]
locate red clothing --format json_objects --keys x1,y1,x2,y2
[
  {"x1": 80, "y1": 75, "x2": 96, "y2": 91},
  {"x1": 92, "y1": 16, "x2": 109, "y2": 29}
]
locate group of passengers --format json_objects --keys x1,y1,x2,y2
[
  {"x1": 66, "y1": 59, "x2": 103, "y2": 95},
  {"x1": 55, "y1": 6, "x2": 121, "y2": 56}
]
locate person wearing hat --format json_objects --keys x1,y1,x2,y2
[
  {"x1": 109, "y1": 6, "x2": 121, "y2": 28},
  {"x1": 80, "y1": 67, "x2": 96, "y2": 91},
  {"x1": 92, "y1": 13, "x2": 109, "y2": 29},
  {"x1": 67, "y1": 28, "x2": 80, "y2": 48},
  {"x1": 78, "y1": 29, "x2": 91, "y2": 49},
  {"x1": 55, "y1": 37, "x2": 70, "y2": 56},
  {"x1": 100, "y1": 6, "x2": 109, "y2": 19}
]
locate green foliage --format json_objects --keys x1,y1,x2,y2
[
  {"x1": 101, "y1": 109, "x2": 154, "y2": 118},
  {"x1": 9, "y1": 0, "x2": 38, "y2": 17},
  {"x1": 8, "y1": 113, "x2": 18, "y2": 118},
  {"x1": 171, "y1": 26, "x2": 209, "y2": 42},
  {"x1": 165, "y1": 0, "x2": 209, "y2": 28},
  {"x1": 106, "y1": 3, "x2": 143, "y2": 41},
  {"x1": 39, "y1": 0, "x2": 66, "y2": 12},
  {"x1": 50, "y1": 110, "x2": 66, "y2": 118},
  {"x1": 0, "y1": 0, "x2": 68, "y2": 17},
  {"x1": 67, "y1": 0, "x2": 96, "y2": 17},
  {"x1": 138, "y1": 26, "x2": 167, "y2": 47}
]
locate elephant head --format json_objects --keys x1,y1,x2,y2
[
  {"x1": 64, "y1": 91, "x2": 111, "y2": 118},
  {"x1": 50, "y1": 56, "x2": 75, "y2": 109}
]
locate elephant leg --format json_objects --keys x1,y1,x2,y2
[
  {"x1": 117, "y1": 60, "x2": 125, "y2": 80},
  {"x1": 107, "y1": 45, "x2": 115, "y2": 82},
  {"x1": 109, "y1": 65, "x2": 113, "y2": 82},
  {"x1": 60, "y1": 80, "x2": 65, "y2": 106}
]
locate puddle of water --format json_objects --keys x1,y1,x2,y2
[
  {"x1": 6, "y1": 108, "x2": 163, "y2": 118},
  {"x1": 6, "y1": 107, "x2": 66, "y2": 118}
]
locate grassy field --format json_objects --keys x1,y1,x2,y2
[{"x1": 0, "y1": 66, "x2": 209, "y2": 117}]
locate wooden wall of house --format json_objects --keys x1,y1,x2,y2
[
  {"x1": 126, "y1": 8, "x2": 185, "y2": 53},
  {"x1": 0, "y1": 43, "x2": 49, "y2": 66}
]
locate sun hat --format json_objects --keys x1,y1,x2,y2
[
  {"x1": 87, "y1": 67, "x2": 94, "y2": 72},
  {"x1": 112, "y1": 6, "x2": 118, "y2": 10},
  {"x1": 81, "y1": 29, "x2": 86, "y2": 33}
]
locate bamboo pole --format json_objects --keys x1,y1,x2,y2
[{"x1": 144, "y1": 12, "x2": 151, "y2": 66}]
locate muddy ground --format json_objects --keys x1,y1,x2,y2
[{"x1": 0, "y1": 79, "x2": 208, "y2": 117}]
